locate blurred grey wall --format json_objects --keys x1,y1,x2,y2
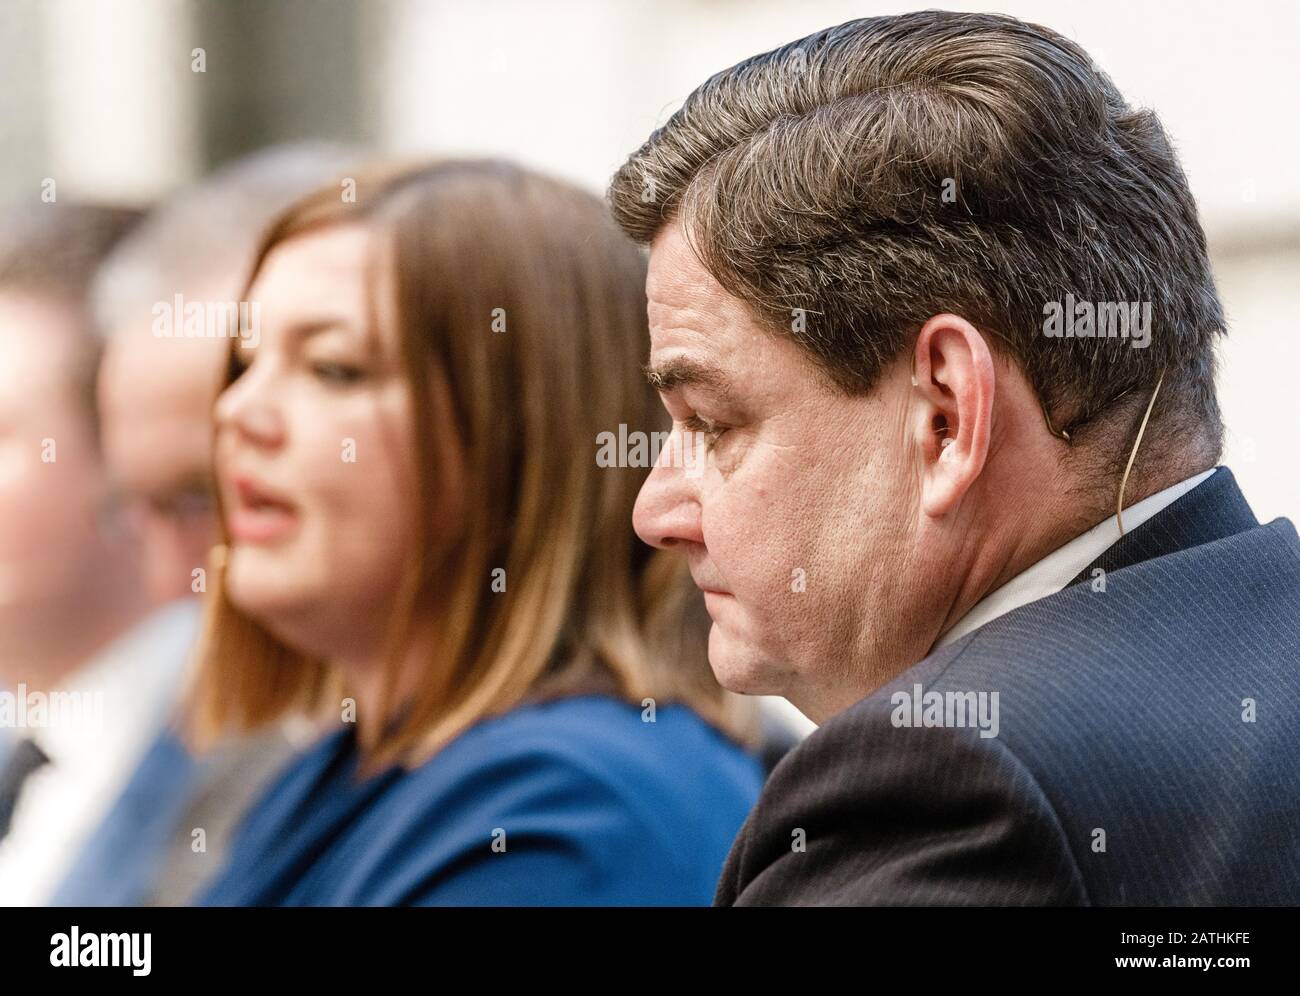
[
  {"x1": 0, "y1": 0, "x2": 376, "y2": 204},
  {"x1": 1, "y1": 0, "x2": 1295, "y2": 534}
]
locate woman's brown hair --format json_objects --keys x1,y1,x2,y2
[{"x1": 186, "y1": 159, "x2": 758, "y2": 772}]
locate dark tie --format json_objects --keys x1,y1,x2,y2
[{"x1": 0, "y1": 738, "x2": 50, "y2": 842}]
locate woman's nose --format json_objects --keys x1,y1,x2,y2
[{"x1": 214, "y1": 363, "x2": 285, "y2": 448}]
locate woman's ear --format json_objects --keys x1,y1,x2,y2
[{"x1": 910, "y1": 313, "x2": 995, "y2": 518}]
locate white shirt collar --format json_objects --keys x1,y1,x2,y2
[
  {"x1": 29, "y1": 598, "x2": 199, "y2": 766},
  {"x1": 0, "y1": 598, "x2": 201, "y2": 905},
  {"x1": 933, "y1": 468, "x2": 1217, "y2": 651}
]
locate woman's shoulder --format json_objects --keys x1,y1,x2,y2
[
  {"x1": 417, "y1": 694, "x2": 762, "y2": 799},
  {"x1": 346, "y1": 695, "x2": 764, "y2": 904}
]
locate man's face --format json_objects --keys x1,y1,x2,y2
[
  {"x1": 0, "y1": 293, "x2": 115, "y2": 630},
  {"x1": 98, "y1": 302, "x2": 227, "y2": 605},
  {"x1": 634, "y1": 224, "x2": 934, "y2": 719}
]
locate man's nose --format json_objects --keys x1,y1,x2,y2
[{"x1": 633, "y1": 457, "x2": 704, "y2": 550}]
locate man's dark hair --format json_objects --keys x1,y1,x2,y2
[
  {"x1": 608, "y1": 10, "x2": 1225, "y2": 483},
  {"x1": 0, "y1": 201, "x2": 144, "y2": 432},
  {"x1": 0, "y1": 201, "x2": 142, "y2": 300}
]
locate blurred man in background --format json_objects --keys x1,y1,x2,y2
[
  {"x1": 0, "y1": 144, "x2": 362, "y2": 906},
  {"x1": 0, "y1": 200, "x2": 175, "y2": 904}
]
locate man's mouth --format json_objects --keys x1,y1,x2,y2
[{"x1": 692, "y1": 570, "x2": 733, "y2": 598}]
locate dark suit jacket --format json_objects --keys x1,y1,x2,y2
[{"x1": 715, "y1": 466, "x2": 1300, "y2": 905}]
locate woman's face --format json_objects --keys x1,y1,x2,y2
[{"x1": 213, "y1": 224, "x2": 418, "y2": 661}]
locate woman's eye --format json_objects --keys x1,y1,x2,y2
[{"x1": 310, "y1": 361, "x2": 366, "y2": 385}]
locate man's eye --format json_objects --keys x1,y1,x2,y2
[
  {"x1": 683, "y1": 414, "x2": 727, "y2": 447},
  {"x1": 150, "y1": 488, "x2": 215, "y2": 520},
  {"x1": 310, "y1": 361, "x2": 366, "y2": 385}
]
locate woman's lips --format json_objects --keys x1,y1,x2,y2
[
  {"x1": 228, "y1": 475, "x2": 300, "y2": 545},
  {"x1": 228, "y1": 506, "x2": 298, "y2": 544}
]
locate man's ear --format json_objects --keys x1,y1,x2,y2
[{"x1": 911, "y1": 313, "x2": 995, "y2": 518}]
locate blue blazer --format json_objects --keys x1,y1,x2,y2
[
  {"x1": 717, "y1": 466, "x2": 1300, "y2": 905},
  {"x1": 47, "y1": 731, "x2": 200, "y2": 906},
  {"x1": 199, "y1": 695, "x2": 764, "y2": 905}
]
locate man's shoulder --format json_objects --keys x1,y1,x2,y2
[
  {"x1": 765, "y1": 513, "x2": 1300, "y2": 904},
  {"x1": 830, "y1": 511, "x2": 1300, "y2": 742},
  {"x1": 719, "y1": 656, "x2": 1088, "y2": 905}
]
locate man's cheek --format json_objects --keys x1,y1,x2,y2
[
  {"x1": 700, "y1": 491, "x2": 757, "y2": 554},
  {"x1": 725, "y1": 537, "x2": 800, "y2": 609}
]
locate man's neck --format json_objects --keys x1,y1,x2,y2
[
  {"x1": 935, "y1": 459, "x2": 1212, "y2": 647},
  {"x1": 787, "y1": 460, "x2": 1214, "y2": 727},
  {"x1": 0, "y1": 593, "x2": 149, "y2": 692},
  {"x1": 1, "y1": 528, "x2": 155, "y2": 684}
]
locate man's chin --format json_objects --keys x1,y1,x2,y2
[{"x1": 706, "y1": 625, "x2": 788, "y2": 697}]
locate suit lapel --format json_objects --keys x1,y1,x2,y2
[{"x1": 1067, "y1": 466, "x2": 1257, "y2": 587}]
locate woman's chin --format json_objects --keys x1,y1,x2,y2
[{"x1": 225, "y1": 558, "x2": 316, "y2": 633}]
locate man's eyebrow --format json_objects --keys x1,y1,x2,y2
[{"x1": 642, "y1": 356, "x2": 733, "y2": 397}]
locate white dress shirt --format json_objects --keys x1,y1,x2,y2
[
  {"x1": 934, "y1": 468, "x2": 1216, "y2": 650},
  {"x1": 0, "y1": 598, "x2": 200, "y2": 906}
]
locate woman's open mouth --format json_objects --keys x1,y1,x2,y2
[{"x1": 228, "y1": 474, "x2": 300, "y2": 544}]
